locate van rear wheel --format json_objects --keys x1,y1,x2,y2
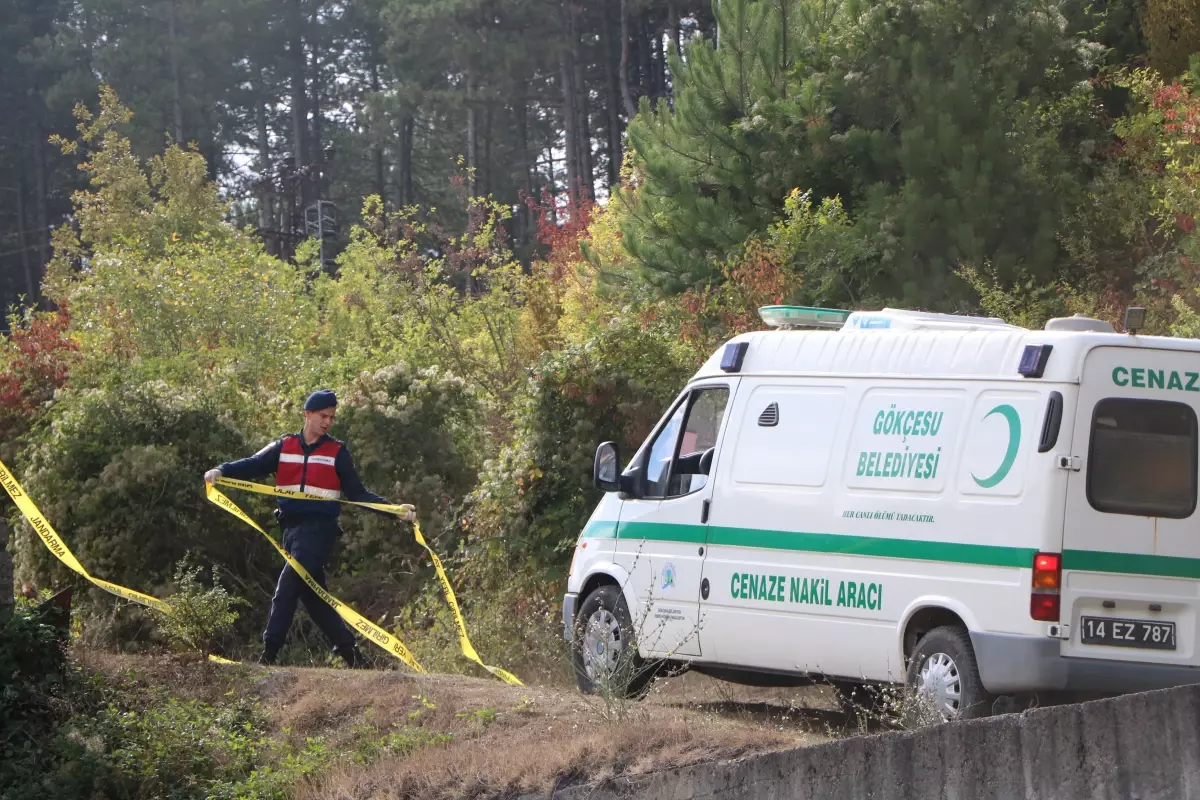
[
  {"x1": 571, "y1": 585, "x2": 656, "y2": 700},
  {"x1": 905, "y1": 625, "x2": 993, "y2": 723}
]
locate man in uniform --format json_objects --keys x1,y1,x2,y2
[{"x1": 204, "y1": 389, "x2": 412, "y2": 667}]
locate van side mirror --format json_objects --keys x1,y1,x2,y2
[
  {"x1": 594, "y1": 442, "x2": 621, "y2": 491},
  {"x1": 698, "y1": 447, "x2": 715, "y2": 475}
]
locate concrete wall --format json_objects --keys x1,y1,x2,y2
[{"x1": 538, "y1": 684, "x2": 1200, "y2": 799}]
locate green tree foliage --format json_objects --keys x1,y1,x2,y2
[
  {"x1": 677, "y1": 188, "x2": 880, "y2": 346},
  {"x1": 834, "y1": 0, "x2": 1101, "y2": 304},
  {"x1": 323, "y1": 194, "x2": 533, "y2": 405},
  {"x1": 0, "y1": 606, "x2": 69, "y2": 790},
  {"x1": 622, "y1": 0, "x2": 1103, "y2": 306},
  {"x1": 469, "y1": 313, "x2": 696, "y2": 575},
  {"x1": 44, "y1": 89, "x2": 318, "y2": 395},
  {"x1": 621, "y1": 0, "x2": 843, "y2": 292}
]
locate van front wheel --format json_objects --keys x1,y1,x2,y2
[
  {"x1": 905, "y1": 625, "x2": 992, "y2": 723},
  {"x1": 571, "y1": 585, "x2": 656, "y2": 700}
]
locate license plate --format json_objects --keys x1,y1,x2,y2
[{"x1": 1080, "y1": 616, "x2": 1176, "y2": 650}]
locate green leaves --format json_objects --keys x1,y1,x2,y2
[
  {"x1": 621, "y1": 0, "x2": 1105, "y2": 308},
  {"x1": 151, "y1": 559, "x2": 248, "y2": 657}
]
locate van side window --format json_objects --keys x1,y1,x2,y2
[
  {"x1": 643, "y1": 387, "x2": 729, "y2": 499},
  {"x1": 1087, "y1": 398, "x2": 1198, "y2": 519},
  {"x1": 644, "y1": 401, "x2": 688, "y2": 497}
]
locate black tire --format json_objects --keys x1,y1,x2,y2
[
  {"x1": 904, "y1": 625, "x2": 993, "y2": 723},
  {"x1": 570, "y1": 585, "x2": 657, "y2": 700}
]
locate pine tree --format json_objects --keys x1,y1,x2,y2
[
  {"x1": 836, "y1": 0, "x2": 1098, "y2": 304},
  {"x1": 620, "y1": 0, "x2": 843, "y2": 292},
  {"x1": 620, "y1": 0, "x2": 1101, "y2": 306}
]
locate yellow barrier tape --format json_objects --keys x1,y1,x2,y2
[
  {"x1": 211, "y1": 477, "x2": 522, "y2": 685},
  {"x1": 0, "y1": 458, "x2": 171, "y2": 614},
  {"x1": 0, "y1": 459, "x2": 239, "y2": 664},
  {"x1": 205, "y1": 483, "x2": 424, "y2": 673}
]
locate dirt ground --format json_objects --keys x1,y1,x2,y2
[{"x1": 82, "y1": 653, "x2": 875, "y2": 799}]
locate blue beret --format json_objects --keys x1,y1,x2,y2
[{"x1": 303, "y1": 389, "x2": 337, "y2": 412}]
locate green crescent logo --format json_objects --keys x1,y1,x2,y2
[{"x1": 972, "y1": 404, "x2": 1021, "y2": 489}]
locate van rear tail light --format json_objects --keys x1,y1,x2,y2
[
  {"x1": 1030, "y1": 593, "x2": 1061, "y2": 622},
  {"x1": 1032, "y1": 553, "x2": 1061, "y2": 589},
  {"x1": 1031, "y1": 552, "x2": 1062, "y2": 622}
]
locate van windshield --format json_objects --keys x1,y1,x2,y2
[{"x1": 1087, "y1": 398, "x2": 1198, "y2": 519}]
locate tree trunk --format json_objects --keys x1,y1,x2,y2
[
  {"x1": 16, "y1": 170, "x2": 36, "y2": 301},
  {"x1": 559, "y1": 44, "x2": 580, "y2": 201},
  {"x1": 169, "y1": 0, "x2": 184, "y2": 144},
  {"x1": 369, "y1": 42, "x2": 386, "y2": 210},
  {"x1": 602, "y1": 1, "x2": 623, "y2": 188},
  {"x1": 778, "y1": 0, "x2": 788, "y2": 96},
  {"x1": 466, "y1": 68, "x2": 477, "y2": 195},
  {"x1": 311, "y1": 5, "x2": 324, "y2": 200},
  {"x1": 32, "y1": 125, "x2": 49, "y2": 270},
  {"x1": 546, "y1": 146, "x2": 558, "y2": 224},
  {"x1": 619, "y1": 0, "x2": 638, "y2": 117},
  {"x1": 655, "y1": 14, "x2": 669, "y2": 100},
  {"x1": 573, "y1": 32, "x2": 594, "y2": 200},
  {"x1": 670, "y1": 1, "x2": 682, "y2": 58},
  {"x1": 254, "y1": 70, "x2": 276, "y2": 254},
  {"x1": 399, "y1": 114, "x2": 414, "y2": 206},
  {"x1": 288, "y1": 0, "x2": 308, "y2": 203},
  {"x1": 255, "y1": 76, "x2": 271, "y2": 174},
  {"x1": 483, "y1": 101, "x2": 493, "y2": 198},
  {"x1": 638, "y1": 14, "x2": 654, "y2": 101},
  {"x1": 516, "y1": 94, "x2": 533, "y2": 249}
]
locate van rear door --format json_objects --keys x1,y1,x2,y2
[{"x1": 1060, "y1": 345, "x2": 1200, "y2": 672}]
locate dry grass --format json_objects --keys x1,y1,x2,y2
[
  {"x1": 303, "y1": 717, "x2": 790, "y2": 799},
  {"x1": 82, "y1": 652, "x2": 854, "y2": 799}
]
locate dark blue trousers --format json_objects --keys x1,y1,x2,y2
[{"x1": 263, "y1": 517, "x2": 354, "y2": 652}]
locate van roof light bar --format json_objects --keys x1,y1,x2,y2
[{"x1": 758, "y1": 305, "x2": 850, "y2": 330}]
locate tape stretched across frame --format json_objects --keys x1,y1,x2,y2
[
  {"x1": 208, "y1": 477, "x2": 521, "y2": 685},
  {"x1": 0, "y1": 458, "x2": 237, "y2": 663}
]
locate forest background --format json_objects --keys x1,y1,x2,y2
[{"x1": 4, "y1": 0, "x2": 1200, "y2": 679}]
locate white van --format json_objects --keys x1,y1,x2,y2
[{"x1": 563, "y1": 306, "x2": 1200, "y2": 719}]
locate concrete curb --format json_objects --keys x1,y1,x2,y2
[{"x1": 530, "y1": 684, "x2": 1200, "y2": 799}]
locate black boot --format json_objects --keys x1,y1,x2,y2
[
  {"x1": 335, "y1": 644, "x2": 368, "y2": 669},
  {"x1": 257, "y1": 645, "x2": 279, "y2": 666}
]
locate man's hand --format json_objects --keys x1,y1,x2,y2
[
  {"x1": 204, "y1": 468, "x2": 222, "y2": 485},
  {"x1": 394, "y1": 503, "x2": 416, "y2": 522}
]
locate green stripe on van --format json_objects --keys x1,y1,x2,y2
[
  {"x1": 1063, "y1": 549, "x2": 1200, "y2": 580},
  {"x1": 615, "y1": 521, "x2": 1037, "y2": 568},
  {"x1": 580, "y1": 520, "x2": 618, "y2": 539}
]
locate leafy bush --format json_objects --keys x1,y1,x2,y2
[
  {"x1": 0, "y1": 606, "x2": 71, "y2": 791},
  {"x1": 318, "y1": 195, "x2": 532, "y2": 408},
  {"x1": 0, "y1": 307, "x2": 77, "y2": 451},
  {"x1": 151, "y1": 558, "x2": 248, "y2": 656},
  {"x1": 11, "y1": 381, "x2": 280, "y2": 645},
  {"x1": 64, "y1": 694, "x2": 266, "y2": 799},
  {"x1": 327, "y1": 362, "x2": 483, "y2": 614},
  {"x1": 469, "y1": 312, "x2": 696, "y2": 577}
]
